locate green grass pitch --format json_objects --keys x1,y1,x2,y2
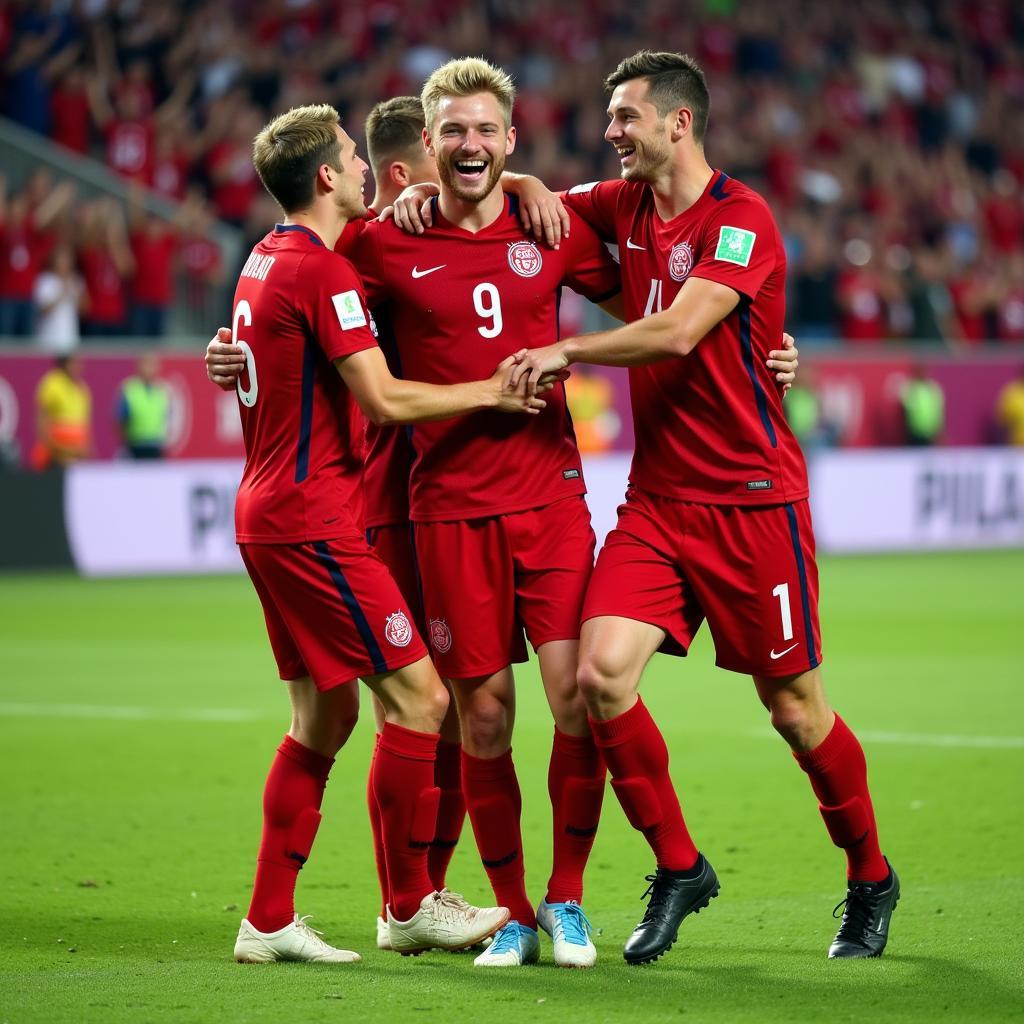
[{"x1": 1, "y1": 550, "x2": 1022, "y2": 1023}]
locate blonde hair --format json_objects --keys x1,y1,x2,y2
[
  {"x1": 421, "y1": 57, "x2": 515, "y2": 131},
  {"x1": 252, "y1": 103, "x2": 342, "y2": 212}
]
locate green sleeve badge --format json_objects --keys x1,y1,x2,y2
[{"x1": 714, "y1": 225, "x2": 756, "y2": 267}]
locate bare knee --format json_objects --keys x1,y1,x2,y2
[
  {"x1": 290, "y1": 692, "x2": 360, "y2": 757},
  {"x1": 758, "y1": 672, "x2": 832, "y2": 752},
  {"x1": 457, "y1": 691, "x2": 512, "y2": 756},
  {"x1": 576, "y1": 651, "x2": 631, "y2": 719}
]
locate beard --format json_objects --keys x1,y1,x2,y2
[{"x1": 438, "y1": 148, "x2": 506, "y2": 203}]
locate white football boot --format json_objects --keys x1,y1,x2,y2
[
  {"x1": 387, "y1": 889, "x2": 509, "y2": 954},
  {"x1": 376, "y1": 915, "x2": 392, "y2": 950},
  {"x1": 472, "y1": 921, "x2": 540, "y2": 967},
  {"x1": 234, "y1": 914, "x2": 361, "y2": 963},
  {"x1": 536, "y1": 899, "x2": 597, "y2": 968}
]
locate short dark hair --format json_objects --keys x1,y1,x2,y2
[
  {"x1": 365, "y1": 96, "x2": 426, "y2": 173},
  {"x1": 252, "y1": 104, "x2": 342, "y2": 213},
  {"x1": 604, "y1": 51, "x2": 710, "y2": 143}
]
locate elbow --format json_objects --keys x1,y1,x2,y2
[
  {"x1": 668, "y1": 327, "x2": 698, "y2": 358},
  {"x1": 362, "y1": 397, "x2": 400, "y2": 427}
]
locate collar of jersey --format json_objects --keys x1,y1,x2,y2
[
  {"x1": 274, "y1": 223, "x2": 325, "y2": 247},
  {"x1": 426, "y1": 193, "x2": 518, "y2": 235}
]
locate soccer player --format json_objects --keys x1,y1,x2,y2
[
  {"x1": 227, "y1": 102, "x2": 538, "y2": 963},
  {"x1": 209, "y1": 95, "x2": 571, "y2": 953},
  {"x1": 343, "y1": 59, "x2": 623, "y2": 969},
  {"x1": 505, "y1": 51, "x2": 899, "y2": 965}
]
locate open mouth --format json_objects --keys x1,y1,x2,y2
[
  {"x1": 615, "y1": 145, "x2": 636, "y2": 166},
  {"x1": 453, "y1": 158, "x2": 488, "y2": 183}
]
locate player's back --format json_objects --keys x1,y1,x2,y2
[{"x1": 233, "y1": 224, "x2": 377, "y2": 544}]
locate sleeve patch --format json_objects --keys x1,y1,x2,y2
[
  {"x1": 568, "y1": 180, "x2": 599, "y2": 195},
  {"x1": 714, "y1": 226, "x2": 756, "y2": 267},
  {"x1": 331, "y1": 290, "x2": 368, "y2": 330}
]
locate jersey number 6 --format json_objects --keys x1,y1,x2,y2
[{"x1": 233, "y1": 299, "x2": 258, "y2": 407}]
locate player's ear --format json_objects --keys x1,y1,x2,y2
[
  {"x1": 317, "y1": 162, "x2": 336, "y2": 194},
  {"x1": 669, "y1": 107, "x2": 692, "y2": 143},
  {"x1": 422, "y1": 127, "x2": 435, "y2": 158},
  {"x1": 505, "y1": 124, "x2": 517, "y2": 156},
  {"x1": 390, "y1": 161, "x2": 410, "y2": 188}
]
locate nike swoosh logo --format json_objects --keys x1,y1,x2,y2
[
  {"x1": 626, "y1": 238, "x2": 646, "y2": 250},
  {"x1": 770, "y1": 643, "x2": 799, "y2": 660},
  {"x1": 411, "y1": 264, "x2": 446, "y2": 278}
]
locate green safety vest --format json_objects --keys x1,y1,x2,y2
[
  {"x1": 122, "y1": 378, "x2": 169, "y2": 446},
  {"x1": 900, "y1": 380, "x2": 944, "y2": 440}
]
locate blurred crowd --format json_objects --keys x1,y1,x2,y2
[{"x1": 2, "y1": 0, "x2": 1023, "y2": 344}]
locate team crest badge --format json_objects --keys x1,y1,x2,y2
[
  {"x1": 508, "y1": 241, "x2": 542, "y2": 278},
  {"x1": 668, "y1": 242, "x2": 694, "y2": 282},
  {"x1": 429, "y1": 618, "x2": 452, "y2": 653},
  {"x1": 384, "y1": 611, "x2": 413, "y2": 648}
]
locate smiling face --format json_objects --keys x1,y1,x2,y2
[
  {"x1": 426, "y1": 92, "x2": 516, "y2": 204},
  {"x1": 604, "y1": 78, "x2": 674, "y2": 183}
]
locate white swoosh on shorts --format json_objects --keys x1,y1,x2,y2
[{"x1": 770, "y1": 643, "x2": 800, "y2": 660}]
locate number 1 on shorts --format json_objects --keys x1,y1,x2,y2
[{"x1": 772, "y1": 582, "x2": 794, "y2": 641}]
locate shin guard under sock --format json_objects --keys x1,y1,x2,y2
[
  {"x1": 428, "y1": 740, "x2": 466, "y2": 892},
  {"x1": 462, "y1": 749, "x2": 536, "y2": 927},
  {"x1": 373, "y1": 722, "x2": 440, "y2": 921},
  {"x1": 793, "y1": 714, "x2": 888, "y2": 882},
  {"x1": 590, "y1": 698, "x2": 699, "y2": 871},
  {"x1": 248, "y1": 734, "x2": 333, "y2": 933},
  {"x1": 545, "y1": 728, "x2": 606, "y2": 905}
]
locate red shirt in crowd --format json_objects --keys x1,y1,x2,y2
[
  {"x1": 130, "y1": 228, "x2": 178, "y2": 306},
  {"x1": 79, "y1": 245, "x2": 127, "y2": 325}
]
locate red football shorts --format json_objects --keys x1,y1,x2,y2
[
  {"x1": 366, "y1": 522, "x2": 426, "y2": 635},
  {"x1": 583, "y1": 489, "x2": 823, "y2": 678},
  {"x1": 413, "y1": 496, "x2": 596, "y2": 679},
  {"x1": 240, "y1": 535, "x2": 428, "y2": 690}
]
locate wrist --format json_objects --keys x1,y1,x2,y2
[{"x1": 560, "y1": 339, "x2": 579, "y2": 366}]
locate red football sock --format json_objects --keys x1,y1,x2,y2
[
  {"x1": 367, "y1": 732, "x2": 389, "y2": 918},
  {"x1": 247, "y1": 734, "x2": 333, "y2": 933},
  {"x1": 794, "y1": 714, "x2": 889, "y2": 882},
  {"x1": 462, "y1": 749, "x2": 536, "y2": 928},
  {"x1": 428, "y1": 740, "x2": 466, "y2": 892},
  {"x1": 590, "y1": 697, "x2": 699, "y2": 871},
  {"x1": 373, "y1": 722, "x2": 440, "y2": 922},
  {"x1": 545, "y1": 728, "x2": 606, "y2": 905}
]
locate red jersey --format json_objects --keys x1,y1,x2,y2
[
  {"x1": 350, "y1": 196, "x2": 621, "y2": 523},
  {"x1": 104, "y1": 119, "x2": 154, "y2": 182},
  {"x1": 335, "y1": 213, "x2": 411, "y2": 529},
  {"x1": 232, "y1": 224, "x2": 378, "y2": 544},
  {"x1": 79, "y1": 245, "x2": 127, "y2": 325},
  {"x1": 564, "y1": 172, "x2": 807, "y2": 506},
  {"x1": 130, "y1": 229, "x2": 177, "y2": 305}
]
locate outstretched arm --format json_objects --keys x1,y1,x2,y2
[{"x1": 508, "y1": 277, "x2": 740, "y2": 393}]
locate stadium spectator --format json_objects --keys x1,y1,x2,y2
[
  {"x1": 0, "y1": 174, "x2": 73, "y2": 338},
  {"x1": 127, "y1": 195, "x2": 178, "y2": 337},
  {"x1": 32, "y1": 244, "x2": 84, "y2": 353},
  {"x1": 899, "y1": 365, "x2": 946, "y2": 446},
  {"x1": 116, "y1": 354, "x2": 170, "y2": 459},
  {"x1": 995, "y1": 366, "x2": 1024, "y2": 445},
  {"x1": 32, "y1": 353, "x2": 91, "y2": 469},
  {"x1": 77, "y1": 199, "x2": 134, "y2": 337}
]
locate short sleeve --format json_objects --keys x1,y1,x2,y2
[
  {"x1": 298, "y1": 251, "x2": 380, "y2": 364},
  {"x1": 688, "y1": 196, "x2": 778, "y2": 303},
  {"x1": 561, "y1": 212, "x2": 622, "y2": 302},
  {"x1": 560, "y1": 180, "x2": 627, "y2": 243}
]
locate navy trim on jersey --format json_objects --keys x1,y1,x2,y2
[
  {"x1": 738, "y1": 301, "x2": 778, "y2": 449},
  {"x1": 508, "y1": 193, "x2": 520, "y2": 219},
  {"x1": 312, "y1": 540, "x2": 388, "y2": 674},
  {"x1": 275, "y1": 223, "x2": 325, "y2": 247},
  {"x1": 710, "y1": 172, "x2": 730, "y2": 201},
  {"x1": 294, "y1": 337, "x2": 317, "y2": 482},
  {"x1": 407, "y1": 521, "x2": 427, "y2": 624},
  {"x1": 784, "y1": 504, "x2": 819, "y2": 671},
  {"x1": 365, "y1": 527, "x2": 376, "y2": 547}
]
